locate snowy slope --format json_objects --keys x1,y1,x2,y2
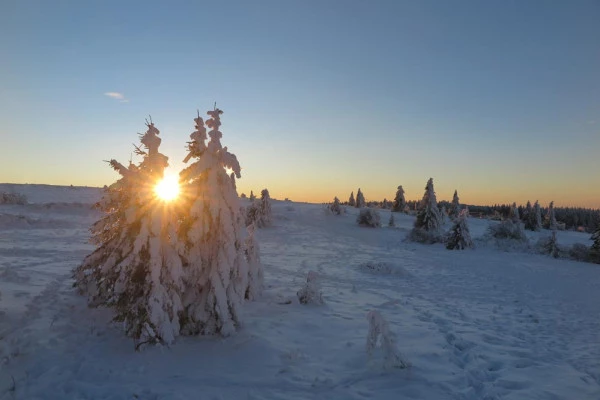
[{"x1": 1, "y1": 185, "x2": 599, "y2": 399}]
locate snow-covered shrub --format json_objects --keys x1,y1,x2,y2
[
  {"x1": 446, "y1": 210, "x2": 474, "y2": 250},
  {"x1": 74, "y1": 121, "x2": 184, "y2": 346},
  {"x1": 536, "y1": 231, "x2": 561, "y2": 258},
  {"x1": 328, "y1": 196, "x2": 343, "y2": 215},
  {"x1": 568, "y1": 243, "x2": 590, "y2": 262},
  {"x1": 0, "y1": 192, "x2": 27, "y2": 205},
  {"x1": 356, "y1": 188, "x2": 366, "y2": 208},
  {"x1": 406, "y1": 227, "x2": 443, "y2": 244},
  {"x1": 357, "y1": 208, "x2": 381, "y2": 228},
  {"x1": 178, "y1": 108, "x2": 256, "y2": 337},
  {"x1": 244, "y1": 223, "x2": 263, "y2": 300},
  {"x1": 297, "y1": 271, "x2": 324, "y2": 305},
  {"x1": 391, "y1": 186, "x2": 406, "y2": 213},
  {"x1": 366, "y1": 310, "x2": 409, "y2": 369}
]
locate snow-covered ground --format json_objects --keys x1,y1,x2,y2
[{"x1": 1, "y1": 184, "x2": 599, "y2": 399}]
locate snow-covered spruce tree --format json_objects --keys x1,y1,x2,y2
[
  {"x1": 532, "y1": 200, "x2": 543, "y2": 231},
  {"x1": 388, "y1": 213, "x2": 395, "y2": 227},
  {"x1": 328, "y1": 196, "x2": 342, "y2": 215},
  {"x1": 545, "y1": 201, "x2": 558, "y2": 230},
  {"x1": 524, "y1": 201, "x2": 535, "y2": 230},
  {"x1": 366, "y1": 310, "x2": 409, "y2": 369},
  {"x1": 391, "y1": 185, "x2": 406, "y2": 213},
  {"x1": 178, "y1": 108, "x2": 256, "y2": 336},
  {"x1": 449, "y1": 190, "x2": 461, "y2": 220},
  {"x1": 408, "y1": 178, "x2": 442, "y2": 243},
  {"x1": 249, "y1": 190, "x2": 256, "y2": 201},
  {"x1": 590, "y1": 225, "x2": 600, "y2": 264},
  {"x1": 446, "y1": 210, "x2": 474, "y2": 250},
  {"x1": 74, "y1": 121, "x2": 184, "y2": 346},
  {"x1": 348, "y1": 191, "x2": 355, "y2": 207},
  {"x1": 356, "y1": 188, "x2": 366, "y2": 208}
]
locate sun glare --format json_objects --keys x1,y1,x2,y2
[{"x1": 155, "y1": 175, "x2": 180, "y2": 202}]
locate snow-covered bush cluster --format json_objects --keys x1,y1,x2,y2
[
  {"x1": 74, "y1": 109, "x2": 264, "y2": 347},
  {"x1": 246, "y1": 189, "x2": 272, "y2": 228},
  {"x1": 0, "y1": 192, "x2": 27, "y2": 205},
  {"x1": 569, "y1": 243, "x2": 591, "y2": 262},
  {"x1": 357, "y1": 208, "x2": 381, "y2": 227},
  {"x1": 488, "y1": 220, "x2": 528, "y2": 242},
  {"x1": 297, "y1": 271, "x2": 324, "y2": 305}
]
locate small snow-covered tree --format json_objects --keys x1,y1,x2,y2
[
  {"x1": 249, "y1": 190, "x2": 256, "y2": 201},
  {"x1": 357, "y1": 208, "x2": 381, "y2": 227},
  {"x1": 257, "y1": 189, "x2": 272, "y2": 227},
  {"x1": 414, "y1": 178, "x2": 442, "y2": 232},
  {"x1": 244, "y1": 223, "x2": 263, "y2": 300},
  {"x1": 329, "y1": 196, "x2": 342, "y2": 215},
  {"x1": 388, "y1": 213, "x2": 395, "y2": 227},
  {"x1": 74, "y1": 121, "x2": 184, "y2": 346},
  {"x1": 449, "y1": 190, "x2": 461, "y2": 219},
  {"x1": 356, "y1": 188, "x2": 366, "y2": 208},
  {"x1": 590, "y1": 225, "x2": 600, "y2": 264},
  {"x1": 545, "y1": 201, "x2": 558, "y2": 230},
  {"x1": 366, "y1": 310, "x2": 409, "y2": 369},
  {"x1": 539, "y1": 230, "x2": 560, "y2": 258},
  {"x1": 446, "y1": 210, "x2": 474, "y2": 250},
  {"x1": 297, "y1": 271, "x2": 324, "y2": 305},
  {"x1": 178, "y1": 108, "x2": 250, "y2": 337},
  {"x1": 348, "y1": 191, "x2": 355, "y2": 207},
  {"x1": 391, "y1": 186, "x2": 406, "y2": 213},
  {"x1": 408, "y1": 178, "x2": 443, "y2": 243},
  {"x1": 240, "y1": 193, "x2": 247, "y2": 199}
]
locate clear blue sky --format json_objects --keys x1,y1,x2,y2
[{"x1": 1, "y1": 0, "x2": 599, "y2": 207}]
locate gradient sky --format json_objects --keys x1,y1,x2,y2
[{"x1": 1, "y1": 0, "x2": 599, "y2": 207}]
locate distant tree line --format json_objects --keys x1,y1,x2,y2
[{"x1": 466, "y1": 203, "x2": 600, "y2": 233}]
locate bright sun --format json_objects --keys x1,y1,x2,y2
[{"x1": 155, "y1": 175, "x2": 180, "y2": 202}]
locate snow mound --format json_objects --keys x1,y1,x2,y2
[
  {"x1": 358, "y1": 261, "x2": 409, "y2": 276},
  {"x1": 0, "y1": 184, "x2": 102, "y2": 204},
  {"x1": 0, "y1": 213, "x2": 74, "y2": 229}
]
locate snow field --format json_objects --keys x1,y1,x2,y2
[{"x1": 0, "y1": 185, "x2": 599, "y2": 399}]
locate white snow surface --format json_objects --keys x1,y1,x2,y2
[{"x1": 1, "y1": 185, "x2": 599, "y2": 399}]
